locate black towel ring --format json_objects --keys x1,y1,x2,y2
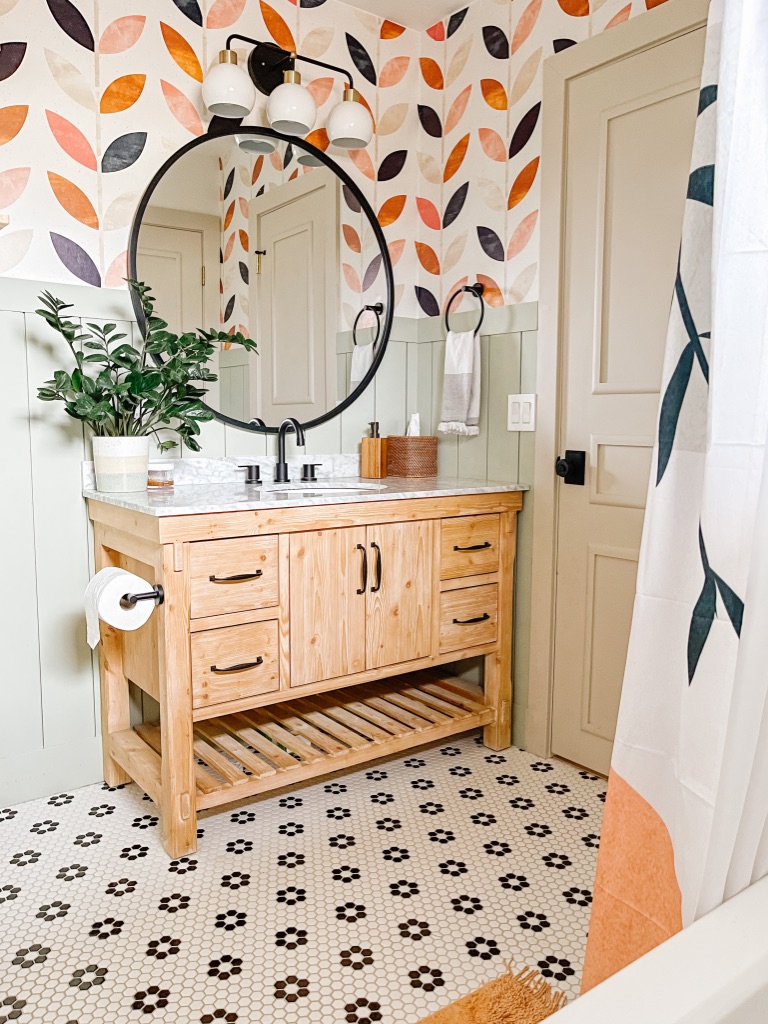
[
  {"x1": 352, "y1": 302, "x2": 384, "y2": 347},
  {"x1": 445, "y1": 283, "x2": 485, "y2": 335}
]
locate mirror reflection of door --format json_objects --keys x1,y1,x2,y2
[{"x1": 249, "y1": 170, "x2": 338, "y2": 425}]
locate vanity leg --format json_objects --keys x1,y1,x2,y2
[
  {"x1": 156, "y1": 543, "x2": 197, "y2": 858},
  {"x1": 94, "y1": 525, "x2": 131, "y2": 786},
  {"x1": 484, "y1": 510, "x2": 516, "y2": 750}
]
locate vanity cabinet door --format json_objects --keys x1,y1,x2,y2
[
  {"x1": 366, "y1": 521, "x2": 433, "y2": 670},
  {"x1": 290, "y1": 527, "x2": 367, "y2": 686}
]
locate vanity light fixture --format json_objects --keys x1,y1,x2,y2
[{"x1": 202, "y1": 35, "x2": 373, "y2": 147}]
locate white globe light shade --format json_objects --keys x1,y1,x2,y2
[
  {"x1": 297, "y1": 152, "x2": 324, "y2": 167},
  {"x1": 267, "y1": 74, "x2": 316, "y2": 136},
  {"x1": 235, "y1": 133, "x2": 276, "y2": 155},
  {"x1": 202, "y1": 52, "x2": 255, "y2": 118},
  {"x1": 327, "y1": 90, "x2": 373, "y2": 149}
]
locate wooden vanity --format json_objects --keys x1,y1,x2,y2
[{"x1": 87, "y1": 482, "x2": 523, "y2": 856}]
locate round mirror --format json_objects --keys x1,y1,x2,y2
[{"x1": 128, "y1": 127, "x2": 393, "y2": 433}]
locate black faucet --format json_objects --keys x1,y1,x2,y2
[
  {"x1": 248, "y1": 417, "x2": 266, "y2": 430},
  {"x1": 275, "y1": 417, "x2": 305, "y2": 483}
]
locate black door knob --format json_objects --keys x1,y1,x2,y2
[{"x1": 555, "y1": 450, "x2": 586, "y2": 485}]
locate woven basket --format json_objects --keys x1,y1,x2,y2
[{"x1": 387, "y1": 435, "x2": 438, "y2": 477}]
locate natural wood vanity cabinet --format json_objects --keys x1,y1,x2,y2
[{"x1": 87, "y1": 488, "x2": 522, "y2": 856}]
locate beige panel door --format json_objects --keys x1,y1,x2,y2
[
  {"x1": 366, "y1": 521, "x2": 433, "y2": 670},
  {"x1": 138, "y1": 224, "x2": 204, "y2": 334},
  {"x1": 251, "y1": 171, "x2": 338, "y2": 426},
  {"x1": 551, "y1": 26, "x2": 705, "y2": 775},
  {"x1": 290, "y1": 528, "x2": 367, "y2": 686}
]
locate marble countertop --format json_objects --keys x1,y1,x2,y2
[{"x1": 83, "y1": 476, "x2": 526, "y2": 517}]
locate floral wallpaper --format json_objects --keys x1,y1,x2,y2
[{"x1": 0, "y1": 0, "x2": 671, "y2": 317}]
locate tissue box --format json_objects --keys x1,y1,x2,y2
[{"x1": 387, "y1": 436, "x2": 438, "y2": 477}]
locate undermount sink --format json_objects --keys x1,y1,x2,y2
[{"x1": 266, "y1": 481, "x2": 387, "y2": 494}]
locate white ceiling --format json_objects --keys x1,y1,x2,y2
[{"x1": 344, "y1": 0, "x2": 467, "y2": 31}]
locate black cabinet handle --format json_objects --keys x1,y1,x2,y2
[
  {"x1": 370, "y1": 541, "x2": 382, "y2": 593},
  {"x1": 356, "y1": 543, "x2": 368, "y2": 595},
  {"x1": 209, "y1": 571, "x2": 263, "y2": 584},
  {"x1": 452, "y1": 613, "x2": 491, "y2": 625},
  {"x1": 210, "y1": 657, "x2": 264, "y2": 674},
  {"x1": 453, "y1": 541, "x2": 492, "y2": 552}
]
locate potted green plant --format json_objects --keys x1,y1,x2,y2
[{"x1": 35, "y1": 281, "x2": 256, "y2": 492}]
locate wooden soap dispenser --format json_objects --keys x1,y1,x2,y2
[{"x1": 361, "y1": 421, "x2": 388, "y2": 479}]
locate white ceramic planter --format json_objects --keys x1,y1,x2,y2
[{"x1": 92, "y1": 436, "x2": 150, "y2": 492}]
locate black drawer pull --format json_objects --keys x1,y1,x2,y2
[
  {"x1": 452, "y1": 613, "x2": 491, "y2": 625},
  {"x1": 209, "y1": 571, "x2": 263, "y2": 584},
  {"x1": 356, "y1": 543, "x2": 368, "y2": 595},
  {"x1": 453, "y1": 541, "x2": 492, "y2": 551},
  {"x1": 210, "y1": 658, "x2": 264, "y2": 674}
]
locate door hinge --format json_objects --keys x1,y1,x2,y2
[
  {"x1": 201, "y1": 265, "x2": 206, "y2": 286},
  {"x1": 254, "y1": 249, "x2": 266, "y2": 275}
]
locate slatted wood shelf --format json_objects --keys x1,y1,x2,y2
[{"x1": 133, "y1": 673, "x2": 494, "y2": 811}]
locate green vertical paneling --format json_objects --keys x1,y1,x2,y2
[
  {"x1": 431, "y1": 339, "x2": 459, "y2": 477},
  {"x1": 487, "y1": 332, "x2": 522, "y2": 482},
  {"x1": 305, "y1": 415, "x2": 342, "y2": 456},
  {"x1": 511, "y1": 329, "x2": 538, "y2": 742},
  {"x1": 375, "y1": 341, "x2": 408, "y2": 437},
  {"x1": 457, "y1": 335, "x2": 491, "y2": 481}
]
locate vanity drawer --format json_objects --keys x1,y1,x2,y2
[
  {"x1": 191, "y1": 620, "x2": 279, "y2": 710},
  {"x1": 440, "y1": 515, "x2": 500, "y2": 579},
  {"x1": 190, "y1": 537, "x2": 278, "y2": 618},
  {"x1": 439, "y1": 584, "x2": 498, "y2": 653}
]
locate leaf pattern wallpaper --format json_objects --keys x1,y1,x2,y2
[{"x1": 0, "y1": 0, "x2": 670, "y2": 314}]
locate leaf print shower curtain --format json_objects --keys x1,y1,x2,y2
[{"x1": 582, "y1": 0, "x2": 768, "y2": 990}]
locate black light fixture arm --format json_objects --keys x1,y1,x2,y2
[{"x1": 224, "y1": 32, "x2": 355, "y2": 90}]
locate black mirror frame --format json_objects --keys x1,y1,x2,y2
[{"x1": 127, "y1": 125, "x2": 394, "y2": 435}]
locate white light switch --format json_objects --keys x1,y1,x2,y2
[{"x1": 507, "y1": 393, "x2": 536, "y2": 432}]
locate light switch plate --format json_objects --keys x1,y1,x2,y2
[{"x1": 507, "y1": 393, "x2": 537, "y2": 431}]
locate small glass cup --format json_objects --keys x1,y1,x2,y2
[{"x1": 147, "y1": 460, "x2": 174, "y2": 488}]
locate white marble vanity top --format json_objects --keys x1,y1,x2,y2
[{"x1": 83, "y1": 476, "x2": 526, "y2": 517}]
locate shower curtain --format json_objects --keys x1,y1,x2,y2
[{"x1": 582, "y1": 0, "x2": 768, "y2": 990}]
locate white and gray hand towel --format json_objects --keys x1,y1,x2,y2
[
  {"x1": 438, "y1": 329, "x2": 481, "y2": 436},
  {"x1": 350, "y1": 342, "x2": 375, "y2": 387}
]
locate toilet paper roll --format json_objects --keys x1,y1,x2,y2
[{"x1": 85, "y1": 567, "x2": 156, "y2": 649}]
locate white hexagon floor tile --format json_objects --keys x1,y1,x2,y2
[{"x1": 0, "y1": 733, "x2": 603, "y2": 1024}]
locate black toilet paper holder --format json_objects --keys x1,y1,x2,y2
[{"x1": 120, "y1": 584, "x2": 165, "y2": 610}]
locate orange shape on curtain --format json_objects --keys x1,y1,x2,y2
[{"x1": 582, "y1": 771, "x2": 682, "y2": 993}]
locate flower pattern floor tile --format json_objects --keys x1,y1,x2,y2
[{"x1": 0, "y1": 733, "x2": 603, "y2": 1023}]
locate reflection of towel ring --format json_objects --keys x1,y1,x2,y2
[
  {"x1": 353, "y1": 302, "x2": 384, "y2": 347},
  {"x1": 445, "y1": 283, "x2": 485, "y2": 335}
]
